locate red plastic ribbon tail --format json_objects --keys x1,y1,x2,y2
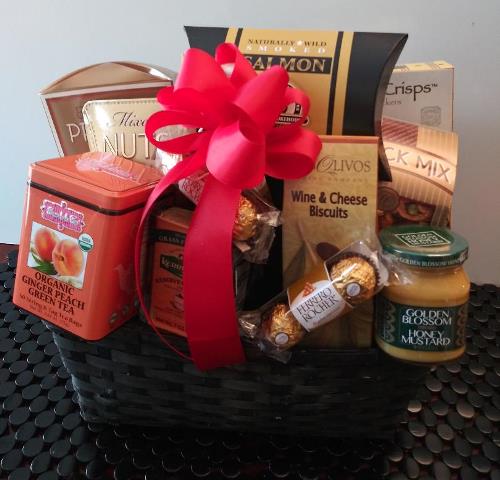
[{"x1": 183, "y1": 175, "x2": 245, "y2": 370}]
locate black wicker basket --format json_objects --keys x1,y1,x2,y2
[{"x1": 46, "y1": 318, "x2": 428, "y2": 438}]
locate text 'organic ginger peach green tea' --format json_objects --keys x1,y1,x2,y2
[{"x1": 13, "y1": 152, "x2": 161, "y2": 339}]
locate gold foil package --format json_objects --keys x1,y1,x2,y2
[
  {"x1": 329, "y1": 254, "x2": 378, "y2": 305},
  {"x1": 40, "y1": 62, "x2": 175, "y2": 156},
  {"x1": 178, "y1": 170, "x2": 280, "y2": 264},
  {"x1": 379, "y1": 117, "x2": 458, "y2": 229},
  {"x1": 262, "y1": 303, "x2": 306, "y2": 349},
  {"x1": 83, "y1": 99, "x2": 193, "y2": 169},
  {"x1": 233, "y1": 196, "x2": 258, "y2": 241},
  {"x1": 238, "y1": 241, "x2": 388, "y2": 361}
]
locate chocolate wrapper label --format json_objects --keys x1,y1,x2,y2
[
  {"x1": 287, "y1": 241, "x2": 387, "y2": 332},
  {"x1": 238, "y1": 240, "x2": 387, "y2": 361},
  {"x1": 287, "y1": 261, "x2": 348, "y2": 331},
  {"x1": 178, "y1": 170, "x2": 208, "y2": 204},
  {"x1": 289, "y1": 281, "x2": 347, "y2": 331}
]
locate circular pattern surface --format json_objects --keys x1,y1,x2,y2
[{"x1": 0, "y1": 253, "x2": 498, "y2": 479}]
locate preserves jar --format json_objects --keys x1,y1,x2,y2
[{"x1": 375, "y1": 225, "x2": 470, "y2": 363}]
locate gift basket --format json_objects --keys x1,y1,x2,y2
[{"x1": 12, "y1": 27, "x2": 470, "y2": 439}]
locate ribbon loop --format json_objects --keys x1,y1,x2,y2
[
  {"x1": 207, "y1": 120, "x2": 265, "y2": 189},
  {"x1": 233, "y1": 67, "x2": 289, "y2": 133},
  {"x1": 136, "y1": 43, "x2": 321, "y2": 370},
  {"x1": 215, "y1": 43, "x2": 256, "y2": 88}
]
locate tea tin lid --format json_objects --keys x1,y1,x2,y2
[
  {"x1": 379, "y1": 225, "x2": 469, "y2": 268},
  {"x1": 30, "y1": 153, "x2": 162, "y2": 212}
]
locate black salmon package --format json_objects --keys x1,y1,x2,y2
[{"x1": 185, "y1": 26, "x2": 407, "y2": 180}]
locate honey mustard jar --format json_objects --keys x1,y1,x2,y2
[{"x1": 375, "y1": 225, "x2": 470, "y2": 364}]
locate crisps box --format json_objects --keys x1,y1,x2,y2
[{"x1": 13, "y1": 153, "x2": 162, "y2": 340}]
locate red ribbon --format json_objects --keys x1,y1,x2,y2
[{"x1": 134, "y1": 43, "x2": 321, "y2": 370}]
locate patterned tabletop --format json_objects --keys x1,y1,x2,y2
[{"x1": 0, "y1": 249, "x2": 499, "y2": 479}]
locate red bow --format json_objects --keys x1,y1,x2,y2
[{"x1": 135, "y1": 43, "x2": 321, "y2": 370}]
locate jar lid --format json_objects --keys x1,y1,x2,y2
[{"x1": 379, "y1": 225, "x2": 469, "y2": 268}]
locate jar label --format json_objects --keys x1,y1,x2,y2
[{"x1": 376, "y1": 297, "x2": 467, "y2": 351}]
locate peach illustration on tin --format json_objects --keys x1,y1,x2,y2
[
  {"x1": 33, "y1": 227, "x2": 58, "y2": 262},
  {"x1": 29, "y1": 222, "x2": 87, "y2": 289},
  {"x1": 52, "y1": 239, "x2": 84, "y2": 277}
]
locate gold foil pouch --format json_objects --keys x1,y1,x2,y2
[
  {"x1": 379, "y1": 117, "x2": 458, "y2": 228},
  {"x1": 83, "y1": 98, "x2": 168, "y2": 167},
  {"x1": 40, "y1": 62, "x2": 175, "y2": 156},
  {"x1": 177, "y1": 169, "x2": 280, "y2": 264},
  {"x1": 185, "y1": 26, "x2": 408, "y2": 179}
]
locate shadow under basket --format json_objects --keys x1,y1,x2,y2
[{"x1": 46, "y1": 319, "x2": 428, "y2": 438}]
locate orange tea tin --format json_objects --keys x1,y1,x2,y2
[{"x1": 13, "y1": 152, "x2": 162, "y2": 340}]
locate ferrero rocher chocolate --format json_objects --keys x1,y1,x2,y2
[
  {"x1": 233, "y1": 196, "x2": 258, "y2": 241},
  {"x1": 262, "y1": 303, "x2": 305, "y2": 349},
  {"x1": 329, "y1": 254, "x2": 377, "y2": 305},
  {"x1": 178, "y1": 170, "x2": 280, "y2": 264},
  {"x1": 238, "y1": 241, "x2": 387, "y2": 357}
]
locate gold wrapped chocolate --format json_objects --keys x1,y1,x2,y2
[
  {"x1": 262, "y1": 303, "x2": 305, "y2": 349},
  {"x1": 238, "y1": 242, "x2": 387, "y2": 360},
  {"x1": 233, "y1": 196, "x2": 258, "y2": 241},
  {"x1": 329, "y1": 254, "x2": 377, "y2": 305},
  {"x1": 178, "y1": 171, "x2": 280, "y2": 264}
]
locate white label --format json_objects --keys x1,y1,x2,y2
[
  {"x1": 383, "y1": 65, "x2": 454, "y2": 130},
  {"x1": 78, "y1": 233, "x2": 94, "y2": 252},
  {"x1": 274, "y1": 333, "x2": 290, "y2": 346},
  {"x1": 345, "y1": 282, "x2": 361, "y2": 297},
  {"x1": 396, "y1": 230, "x2": 451, "y2": 248},
  {"x1": 290, "y1": 281, "x2": 346, "y2": 331},
  {"x1": 178, "y1": 170, "x2": 209, "y2": 205}
]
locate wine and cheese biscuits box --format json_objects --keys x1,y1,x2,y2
[
  {"x1": 281, "y1": 136, "x2": 379, "y2": 348},
  {"x1": 282, "y1": 136, "x2": 379, "y2": 285},
  {"x1": 13, "y1": 153, "x2": 162, "y2": 340}
]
